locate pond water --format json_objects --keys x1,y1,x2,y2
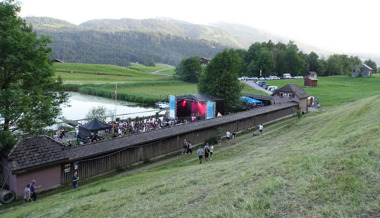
[{"x1": 60, "y1": 92, "x2": 160, "y2": 122}]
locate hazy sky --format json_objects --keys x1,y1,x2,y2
[{"x1": 19, "y1": 0, "x2": 380, "y2": 56}]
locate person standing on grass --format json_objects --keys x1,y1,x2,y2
[
  {"x1": 187, "y1": 140, "x2": 192, "y2": 154},
  {"x1": 232, "y1": 131, "x2": 236, "y2": 143},
  {"x1": 72, "y1": 171, "x2": 79, "y2": 189},
  {"x1": 226, "y1": 130, "x2": 231, "y2": 143},
  {"x1": 210, "y1": 144, "x2": 214, "y2": 160},
  {"x1": 197, "y1": 147, "x2": 204, "y2": 164},
  {"x1": 217, "y1": 133, "x2": 222, "y2": 146},
  {"x1": 259, "y1": 124, "x2": 264, "y2": 135},
  {"x1": 204, "y1": 143, "x2": 210, "y2": 163},
  {"x1": 24, "y1": 184, "x2": 31, "y2": 203},
  {"x1": 30, "y1": 179, "x2": 41, "y2": 201}
]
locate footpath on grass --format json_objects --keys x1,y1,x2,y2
[{"x1": 116, "y1": 117, "x2": 295, "y2": 177}]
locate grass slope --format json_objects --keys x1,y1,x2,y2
[{"x1": 2, "y1": 95, "x2": 380, "y2": 217}]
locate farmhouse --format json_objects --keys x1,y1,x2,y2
[
  {"x1": 272, "y1": 84, "x2": 309, "y2": 113},
  {"x1": 304, "y1": 71, "x2": 318, "y2": 87}
]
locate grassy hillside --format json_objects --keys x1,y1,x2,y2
[
  {"x1": 268, "y1": 74, "x2": 380, "y2": 106},
  {"x1": 2, "y1": 95, "x2": 380, "y2": 217}
]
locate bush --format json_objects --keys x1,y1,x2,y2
[{"x1": 296, "y1": 109, "x2": 302, "y2": 119}]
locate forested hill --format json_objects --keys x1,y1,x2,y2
[
  {"x1": 26, "y1": 17, "x2": 282, "y2": 66},
  {"x1": 25, "y1": 17, "x2": 235, "y2": 66}
]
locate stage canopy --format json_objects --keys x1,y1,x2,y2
[
  {"x1": 78, "y1": 119, "x2": 112, "y2": 139},
  {"x1": 240, "y1": 97, "x2": 262, "y2": 104}
]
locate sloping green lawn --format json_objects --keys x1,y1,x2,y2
[
  {"x1": 268, "y1": 74, "x2": 380, "y2": 106},
  {"x1": 2, "y1": 95, "x2": 379, "y2": 217}
]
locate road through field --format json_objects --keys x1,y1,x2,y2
[{"x1": 242, "y1": 80, "x2": 272, "y2": 95}]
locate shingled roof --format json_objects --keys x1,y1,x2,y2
[
  {"x1": 4, "y1": 136, "x2": 68, "y2": 173},
  {"x1": 272, "y1": 84, "x2": 309, "y2": 99}
]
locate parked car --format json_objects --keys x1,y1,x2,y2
[
  {"x1": 283, "y1": 73, "x2": 292, "y2": 79},
  {"x1": 258, "y1": 81, "x2": 266, "y2": 87},
  {"x1": 268, "y1": 86, "x2": 278, "y2": 92}
]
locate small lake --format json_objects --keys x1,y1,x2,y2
[{"x1": 60, "y1": 92, "x2": 160, "y2": 122}]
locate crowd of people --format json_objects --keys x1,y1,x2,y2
[{"x1": 108, "y1": 117, "x2": 186, "y2": 137}]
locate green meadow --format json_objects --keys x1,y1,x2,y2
[
  {"x1": 268, "y1": 74, "x2": 380, "y2": 106},
  {"x1": 56, "y1": 63, "x2": 265, "y2": 104},
  {"x1": 2, "y1": 94, "x2": 379, "y2": 217},
  {"x1": 56, "y1": 63, "x2": 380, "y2": 107}
]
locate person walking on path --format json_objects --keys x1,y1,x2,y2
[
  {"x1": 217, "y1": 133, "x2": 222, "y2": 146},
  {"x1": 72, "y1": 171, "x2": 79, "y2": 189},
  {"x1": 226, "y1": 130, "x2": 231, "y2": 143},
  {"x1": 182, "y1": 139, "x2": 188, "y2": 155},
  {"x1": 204, "y1": 143, "x2": 210, "y2": 163},
  {"x1": 30, "y1": 179, "x2": 41, "y2": 201},
  {"x1": 187, "y1": 140, "x2": 193, "y2": 154},
  {"x1": 24, "y1": 184, "x2": 31, "y2": 203},
  {"x1": 259, "y1": 124, "x2": 264, "y2": 135},
  {"x1": 197, "y1": 147, "x2": 204, "y2": 164},
  {"x1": 232, "y1": 131, "x2": 236, "y2": 143},
  {"x1": 210, "y1": 144, "x2": 214, "y2": 160}
]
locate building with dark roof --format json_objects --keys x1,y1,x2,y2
[
  {"x1": 1, "y1": 102, "x2": 299, "y2": 198},
  {"x1": 272, "y1": 84, "x2": 309, "y2": 113},
  {"x1": 1, "y1": 136, "x2": 68, "y2": 197}
]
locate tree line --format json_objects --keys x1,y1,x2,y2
[{"x1": 236, "y1": 41, "x2": 377, "y2": 77}]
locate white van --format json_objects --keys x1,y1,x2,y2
[{"x1": 283, "y1": 73, "x2": 292, "y2": 79}]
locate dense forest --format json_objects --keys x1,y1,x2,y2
[
  {"x1": 26, "y1": 17, "x2": 238, "y2": 66},
  {"x1": 41, "y1": 30, "x2": 226, "y2": 66}
]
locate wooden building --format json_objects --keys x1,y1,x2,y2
[
  {"x1": 352, "y1": 63, "x2": 373, "y2": 77},
  {"x1": 272, "y1": 84, "x2": 309, "y2": 113},
  {"x1": 1, "y1": 103, "x2": 298, "y2": 198},
  {"x1": 304, "y1": 71, "x2": 318, "y2": 87}
]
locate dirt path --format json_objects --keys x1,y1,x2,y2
[
  {"x1": 146, "y1": 67, "x2": 174, "y2": 76},
  {"x1": 116, "y1": 117, "x2": 294, "y2": 177}
]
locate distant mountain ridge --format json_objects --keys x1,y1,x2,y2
[{"x1": 26, "y1": 16, "x2": 379, "y2": 66}]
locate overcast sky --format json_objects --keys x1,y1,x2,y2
[{"x1": 19, "y1": 0, "x2": 380, "y2": 57}]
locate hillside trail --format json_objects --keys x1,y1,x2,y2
[
  {"x1": 116, "y1": 116, "x2": 295, "y2": 177},
  {"x1": 145, "y1": 67, "x2": 174, "y2": 76}
]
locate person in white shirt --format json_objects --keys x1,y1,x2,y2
[
  {"x1": 259, "y1": 124, "x2": 264, "y2": 135},
  {"x1": 226, "y1": 130, "x2": 231, "y2": 143}
]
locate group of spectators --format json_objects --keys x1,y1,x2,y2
[{"x1": 109, "y1": 117, "x2": 185, "y2": 137}]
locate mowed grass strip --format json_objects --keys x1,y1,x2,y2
[{"x1": 2, "y1": 95, "x2": 380, "y2": 217}]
